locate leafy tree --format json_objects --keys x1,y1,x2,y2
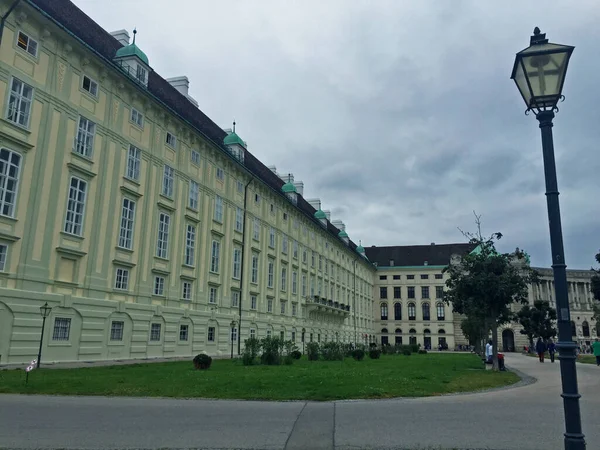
[
  {"x1": 592, "y1": 250, "x2": 600, "y2": 331},
  {"x1": 460, "y1": 315, "x2": 487, "y2": 355},
  {"x1": 444, "y1": 214, "x2": 538, "y2": 370},
  {"x1": 515, "y1": 300, "x2": 557, "y2": 350}
]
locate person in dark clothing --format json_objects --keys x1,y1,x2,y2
[
  {"x1": 536, "y1": 337, "x2": 546, "y2": 363},
  {"x1": 548, "y1": 340, "x2": 556, "y2": 363}
]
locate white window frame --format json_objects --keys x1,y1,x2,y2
[
  {"x1": 63, "y1": 176, "x2": 87, "y2": 236},
  {"x1": 126, "y1": 145, "x2": 141, "y2": 181},
  {"x1": 179, "y1": 324, "x2": 189, "y2": 341},
  {"x1": 184, "y1": 224, "x2": 196, "y2": 266},
  {"x1": 52, "y1": 317, "x2": 71, "y2": 341},
  {"x1": 210, "y1": 240, "x2": 220, "y2": 273},
  {"x1": 292, "y1": 271, "x2": 297, "y2": 294},
  {"x1": 7, "y1": 77, "x2": 33, "y2": 128},
  {"x1": 253, "y1": 218, "x2": 260, "y2": 240},
  {"x1": 232, "y1": 247, "x2": 242, "y2": 279},
  {"x1": 207, "y1": 326, "x2": 216, "y2": 341},
  {"x1": 236, "y1": 180, "x2": 243, "y2": 193},
  {"x1": 293, "y1": 241, "x2": 298, "y2": 259},
  {"x1": 292, "y1": 303, "x2": 297, "y2": 317},
  {"x1": 162, "y1": 165, "x2": 174, "y2": 197},
  {"x1": 81, "y1": 75, "x2": 98, "y2": 97},
  {"x1": 136, "y1": 64, "x2": 147, "y2": 85},
  {"x1": 250, "y1": 295, "x2": 257, "y2": 310},
  {"x1": 267, "y1": 260, "x2": 274, "y2": 288},
  {"x1": 251, "y1": 254, "x2": 258, "y2": 284},
  {"x1": 150, "y1": 323, "x2": 161, "y2": 341},
  {"x1": 110, "y1": 321, "x2": 124, "y2": 341},
  {"x1": 156, "y1": 212, "x2": 170, "y2": 259},
  {"x1": 216, "y1": 167, "x2": 224, "y2": 181},
  {"x1": 114, "y1": 267, "x2": 130, "y2": 290},
  {"x1": 235, "y1": 207, "x2": 243, "y2": 232},
  {"x1": 281, "y1": 266, "x2": 287, "y2": 292},
  {"x1": 181, "y1": 280, "x2": 192, "y2": 301},
  {"x1": 188, "y1": 180, "x2": 199, "y2": 210},
  {"x1": 250, "y1": 328, "x2": 256, "y2": 339},
  {"x1": 191, "y1": 149, "x2": 200, "y2": 165},
  {"x1": 301, "y1": 274, "x2": 307, "y2": 297},
  {"x1": 0, "y1": 148, "x2": 22, "y2": 218},
  {"x1": 16, "y1": 30, "x2": 38, "y2": 57},
  {"x1": 231, "y1": 326, "x2": 238, "y2": 343},
  {"x1": 280, "y1": 301, "x2": 286, "y2": 315},
  {"x1": 209, "y1": 286, "x2": 218, "y2": 304},
  {"x1": 74, "y1": 116, "x2": 96, "y2": 158},
  {"x1": 214, "y1": 195, "x2": 223, "y2": 223},
  {"x1": 154, "y1": 276, "x2": 165, "y2": 296},
  {"x1": 166, "y1": 131, "x2": 177, "y2": 148},
  {"x1": 118, "y1": 198, "x2": 136, "y2": 250},
  {"x1": 231, "y1": 291, "x2": 240, "y2": 308},
  {"x1": 269, "y1": 227, "x2": 275, "y2": 248},
  {"x1": 282, "y1": 235, "x2": 288, "y2": 255},
  {"x1": 0, "y1": 244, "x2": 7, "y2": 271},
  {"x1": 130, "y1": 107, "x2": 144, "y2": 128},
  {"x1": 267, "y1": 298, "x2": 273, "y2": 313}
]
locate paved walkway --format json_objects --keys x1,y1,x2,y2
[{"x1": 1, "y1": 354, "x2": 598, "y2": 450}]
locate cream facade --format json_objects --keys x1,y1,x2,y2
[{"x1": 0, "y1": 0, "x2": 374, "y2": 365}]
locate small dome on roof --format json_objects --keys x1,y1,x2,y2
[
  {"x1": 314, "y1": 209, "x2": 326, "y2": 220},
  {"x1": 282, "y1": 182, "x2": 297, "y2": 194},
  {"x1": 224, "y1": 131, "x2": 246, "y2": 148},
  {"x1": 115, "y1": 43, "x2": 149, "y2": 65},
  {"x1": 338, "y1": 230, "x2": 348, "y2": 238},
  {"x1": 356, "y1": 240, "x2": 365, "y2": 253}
]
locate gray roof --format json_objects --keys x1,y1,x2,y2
[{"x1": 365, "y1": 243, "x2": 477, "y2": 267}]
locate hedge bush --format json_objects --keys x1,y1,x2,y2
[
  {"x1": 352, "y1": 348, "x2": 365, "y2": 361},
  {"x1": 369, "y1": 348, "x2": 382, "y2": 359},
  {"x1": 307, "y1": 342, "x2": 320, "y2": 361},
  {"x1": 418, "y1": 349, "x2": 428, "y2": 354},
  {"x1": 193, "y1": 353, "x2": 212, "y2": 370},
  {"x1": 291, "y1": 350, "x2": 302, "y2": 360}
]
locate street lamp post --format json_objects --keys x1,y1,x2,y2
[
  {"x1": 230, "y1": 320, "x2": 237, "y2": 359},
  {"x1": 511, "y1": 28, "x2": 584, "y2": 450},
  {"x1": 301, "y1": 327, "x2": 306, "y2": 354},
  {"x1": 37, "y1": 302, "x2": 52, "y2": 369}
]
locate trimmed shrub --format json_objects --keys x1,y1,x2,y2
[
  {"x1": 402, "y1": 348, "x2": 412, "y2": 356},
  {"x1": 382, "y1": 344, "x2": 396, "y2": 355},
  {"x1": 193, "y1": 353, "x2": 212, "y2": 370},
  {"x1": 307, "y1": 342, "x2": 320, "y2": 361},
  {"x1": 410, "y1": 344, "x2": 420, "y2": 353},
  {"x1": 343, "y1": 343, "x2": 355, "y2": 357},
  {"x1": 242, "y1": 337, "x2": 261, "y2": 366},
  {"x1": 321, "y1": 341, "x2": 345, "y2": 361},
  {"x1": 260, "y1": 336, "x2": 283, "y2": 365},
  {"x1": 352, "y1": 348, "x2": 365, "y2": 361},
  {"x1": 291, "y1": 350, "x2": 302, "y2": 360},
  {"x1": 369, "y1": 348, "x2": 382, "y2": 359},
  {"x1": 418, "y1": 349, "x2": 428, "y2": 354}
]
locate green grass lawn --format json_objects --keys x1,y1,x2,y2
[{"x1": 0, "y1": 353, "x2": 519, "y2": 401}]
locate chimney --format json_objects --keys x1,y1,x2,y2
[
  {"x1": 268, "y1": 165, "x2": 278, "y2": 175},
  {"x1": 324, "y1": 210, "x2": 331, "y2": 221},
  {"x1": 166, "y1": 76, "x2": 199, "y2": 107},
  {"x1": 332, "y1": 219, "x2": 343, "y2": 229},
  {"x1": 307, "y1": 199, "x2": 321, "y2": 210},
  {"x1": 431, "y1": 242, "x2": 435, "y2": 246},
  {"x1": 110, "y1": 30, "x2": 130, "y2": 46},
  {"x1": 293, "y1": 181, "x2": 304, "y2": 196}
]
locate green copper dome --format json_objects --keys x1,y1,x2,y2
[
  {"x1": 115, "y1": 43, "x2": 149, "y2": 65},
  {"x1": 223, "y1": 131, "x2": 246, "y2": 148},
  {"x1": 338, "y1": 230, "x2": 348, "y2": 238},
  {"x1": 314, "y1": 209, "x2": 326, "y2": 220},
  {"x1": 356, "y1": 245, "x2": 364, "y2": 253},
  {"x1": 282, "y1": 182, "x2": 297, "y2": 194}
]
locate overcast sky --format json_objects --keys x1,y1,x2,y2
[{"x1": 74, "y1": 0, "x2": 599, "y2": 269}]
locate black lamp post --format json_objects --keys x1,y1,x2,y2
[
  {"x1": 511, "y1": 28, "x2": 584, "y2": 450},
  {"x1": 301, "y1": 327, "x2": 306, "y2": 354},
  {"x1": 37, "y1": 302, "x2": 52, "y2": 369},
  {"x1": 230, "y1": 320, "x2": 237, "y2": 359}
]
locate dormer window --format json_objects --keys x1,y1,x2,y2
[
  {"x1": 113, "y1": 29, "x2": 151, "y2": 88},
  {"x1": 223, "y1": 122, "x2": 246, "y2": 163},
  {"x1": 166, "y1": 132, "x2": 177, "y2": 148},
  {"x1": 136, "y1": 65, "x2": 147, "y2": 84}
]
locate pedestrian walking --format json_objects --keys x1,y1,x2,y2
[
  {"x1": 485, "y1": 339, "x2": 493, "y2": 364},
  {"x1": 592, "y1": 339, "x2": 600, "y2": 367},
  {"x1": 548, "y1": 339, "x2": 556, "y2": 363},
  {"x1": 536, "y1": 337, "x2": 546, "y2": 363}
]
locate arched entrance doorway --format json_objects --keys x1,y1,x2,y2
[{"x1": 502, "y1": 329, "x2": 515, "y2": 352}]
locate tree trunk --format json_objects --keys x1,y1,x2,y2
[{"x1": 491, "y1": 320, "x2": 499, "y2": 371}]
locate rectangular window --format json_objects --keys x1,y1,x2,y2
[
  {"x1": 188, "y1": 181, "x2": 199, "y2": 210},
  {"x1": 421, "y1": 286, "x2": 430, "y2": 298},
  {"x1": 52, "y1": 318, "x2": 71, "y2": 341},
  {"x1": 281, "y1": 266, "x2": 287, "y2": 292},
  {"x1": 216, "y1": 167, "x2": 225, "y2": 181},
  {"x1": 435, "y1": 274, "x2": 443, "y2": 279},
  {"x1": 166, "y1": 132, "x2": 177, "y2": 148},
  {"x1": 253, "y1": 218, "x2": 260, "y2": 240},
  {"x1": 154, "y1": 276, "x2": 165, "y2": 296},
  {"x1": 319, "y1": 256, "x2": 322, "y2": 271},
  {"x1": 251, "y1": 254, "x2": 259, "y2": 284},
  {"x1": 136, "y1": 65, "x2": 147, "y2": 84},
  {"x1": 436, "y1": 286, "x2": 444, "y2": 299},
  {"x1": 81, "y1": 75, "x2": 98, "y2": 97},
  {"x1": 235, "y1": 207, "x2": 243, "y2": 232},
  {"x1": 270, "y1": 203, "x2": 274, "y2": 214},
  {"x1": 130, "y1": 108, "x2": 144, "y2": 128},
  {"x1": 64, "y1": 177, "x2": 87, "y2": 236},
  {"x1": 184, "y1": 224, "x2": 196, "y2": 266},
  {"x1": 302, "y1": 249, "x2": 307, "y2": 264},
  {"x1": 311, "y1": 252, "x2": 315, "y2": 268},
  {"x1": 179, "y1": 324, "x2": 189, "y2": 341},
  {"x1": 394, "y1": 286, "x2": 401, "y2": 299},
  {"x1": 214, "y1": 196, "x2": 223, "y2": 222},
  {"x1": 162, "y1": 165, "x2": 174, "y2": 197},
  {"x1": 301, "y1": 274, "x2": 307, "y2": 297},
  {"x1": 207, "y1": 326, "x2": 215, "y2": 342},
  {"x1": 74, "y1": 116, "x2": 96, "y2": 157},
  {"x1": 191, "y1": 149, "x2": 200, "y2": 165},
  {"x1": 150, "y1": 323, "x2": 161, "y2": 341},
  {"x1": 269, "y1": 227, "x2": 275, "y2": 248},
  {"x1": 210, "y1": 240, "x2": 220, "y2": 273},
  {"x1": 7, "y1": 77, "x2": 33, "y2": 128},
  {"x1": 255, "y1": 193, "x2": 260, "y2": 204},
  {"x1": 181, "y1": 281, "x2": 192, "y2": 301},
  {"x1": 237, "y1": 180, "x2": 244, "y2": 193},
  {"x1": 407, "y1": 275, "x2": 415, "y2": 280},
  {"x1": 209, "y1": 286, "x2": 218, "y2": 304},
  {"x1": 0, "y1": 244, "x2": 7, "y2": 271},
  {"x1": 293, "y1": 241, "x2": 298, "y2": 259},
  {"x1": 0, "y1": 149, "x2": 22, "y2": 217},
  {"x1": 250, "y1": 295, "x2": 257, "y2": 310},
  {"x1": 379, "y1": 275, "x2": 387, "y2": 280},
  {"x1": 232, "y1": 248, "x2": 242, "y2": 279},
  {"x1": 156, "y1": 213, "x2": 170, "y2": 258},
  {"x1": 114, "y1": 267, "x2": 129, "y2": 290},
  {"x1": 250, "y1": 328, "x2": 256, "y2": 339},
  {"x1": 267, "y1": 260, "x2": 274, "y2": 288},
  {"x1": 267, "y1": 298, "x2": 273, "y2": 313},
  {"x1": 292, "y1": 303, "x2": 297, "y2": 316},
  {"x1": 393, "y1": 275, "x2": 401, "y2": 280},
  {"x1": 110, "y1": 321, "x2": 124, "y2": 341},
  {"x1": 280, "y1": 301, "x2": 286, "y2": 314},
  {"x1": 380, "y1": 287, "x2": 387, "y2": 299},
  {"x1": 231, "y1": 291, "x2": 240, "y2": 307},
  {"x1": 282, "y1": 235, "x2": 288, "y2": 254},
  {"x1": 283, "y1": 212, "x2": 288, "y2": 221},
  {"x1": 126, "y1": 145, "x2": 141, "y2": 181},
  {"x1": 292, "y1": 271, "x2": 297, "y2": 294},
  {"x1": 118, "y1": 198, "x2": 136, "y2": 249},
  {"x1": 421, "y1": 274, "x2": 429, "y2": 280},
  {"x1": 231, "y1": 327, "x2": 237, "y2": 343},
  {"x1": 407, "y1": 286, "x2": 415, "y2": 299},
  {"x1": 17, "y1": 31, "x2": 38, "y2": 56}
]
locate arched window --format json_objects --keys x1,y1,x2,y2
[
  {"x1": 394, "y1": 302, "x2": 402, "y2": 320},
  {"x1": 381, "y1": 328, "x2": 389, "y2": 334},
  {"x1": 582, "y1": 321, "x2": 590, "y2": 337},
  {"x1": 380, "y1": 303, "x2": 388, "y2": 320},
  {"x1": 423, "y1": 328, "x2": 431, "y2": 334},
  {"x1": 436, "y1": 302, "x2": 445, "y2": 321},
  {"x1": 438, "y1": 329, "x2": 446, "y2": 334},
  {"x1": 409, "y1": 328, "x2": 416, "y2": 334},
  {"x1": 395, "y1": 328, "x2": 402, "y2": 334},
  {"x1": 422, "y1": 302, "x2": 430, "y2": 321},
  {"x1": 570, "y1": 321, "x2": 576, "y2": 336},
  {"x1": 408, "y1": 302, "x2": 416, "y2": 320}
]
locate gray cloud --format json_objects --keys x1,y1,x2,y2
[{"x1": 74, "y1": 0, "x2": 600, "y2": 269}]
